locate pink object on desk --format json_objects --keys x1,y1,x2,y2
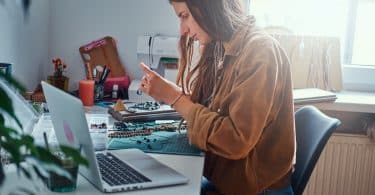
[
  {"x1": 104, "y1": 75, "x2": 130, "y2": 93},
  {"x1": 79, "y1": 80, "x2": 94, "y2": 106}
]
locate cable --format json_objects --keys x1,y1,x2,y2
[{"x1": 148, "y1": 36, "x2": 152, "y2": 68}]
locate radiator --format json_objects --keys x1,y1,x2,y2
[{"x1": 303, "y1": 133, "x2": 375, "y2": 195}]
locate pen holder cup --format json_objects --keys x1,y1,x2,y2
[
  {"x1": 94, "y1": 83, "x2": 104, "y2": 102},
  {"x1": 45, "y1": 151, "x2": 79, "y2": 192}
]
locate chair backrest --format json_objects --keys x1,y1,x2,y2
[{"x1": 292, "y1": 106, "x2": 341, "y2": 195}]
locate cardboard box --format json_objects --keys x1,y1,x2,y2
[{"x1": 79, "y1": 36, "x2": 126, "y2": 78}]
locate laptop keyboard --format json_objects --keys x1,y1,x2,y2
[{"x1": 96, "y1": 153, "x2": 151, "y2": 186}]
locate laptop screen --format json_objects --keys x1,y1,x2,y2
[{"x1": 0, "y1": 78, "x2": 39, "y2": 133}]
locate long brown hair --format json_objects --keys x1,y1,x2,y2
[{"x1": 169, "y1": 0, "x2": 247, "y2": 106}]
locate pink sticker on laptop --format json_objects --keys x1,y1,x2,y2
[{"x1": 63, "y1": 120, "x2": 75, "y2": 144}]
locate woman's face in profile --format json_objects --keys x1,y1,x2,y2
[{"x1": 172, "y1": 2, "x2": 212, "y2": 46}]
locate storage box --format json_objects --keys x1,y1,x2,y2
[
  {"x1": 104, "y1": 75, "x2": 130, "y2": 99},
  {"x1": 79, "y1": 36, "x2": 127, "y2": 78}
]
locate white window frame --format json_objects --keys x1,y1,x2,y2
[
  {"x1": 342, "y1": 0, "x2": 375, "y2": 92},
  {"x1": 342, "y1": 65, "x2": 375, "y2": 92}
]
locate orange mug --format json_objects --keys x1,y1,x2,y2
[{"x1": 79, "y1": 80, "x2": 94, "y2": 106}]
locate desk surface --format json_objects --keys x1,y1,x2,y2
[
  {"x1": 2, "y1": 109, "x2": 205, "y2": 195},
  {"x1": 3, "y1": 153, "x2": 204, "y2": 195}
]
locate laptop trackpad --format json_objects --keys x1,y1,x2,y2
[{"x1": 108, "y1": 149, "x2": 187, "y2": 183}]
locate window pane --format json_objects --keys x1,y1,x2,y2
[
  {"x1": 351, "y1": 0, "x2": 375, "y2": 65},
  {"x1": 250, "y1": 0, "x2": 349, "y2": 37},
  {"x1": 250, "y1": 0, "x2": 352, "y2": 66}
]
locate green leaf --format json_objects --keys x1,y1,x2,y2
[
  {"x1": 0, "y1": 71, "x2": 25, "y2": 128},
  {"x1": 9, "y1": 187, "x2": 36, "y2": 195},
  {"x1": 0, "y1": 124, "x2": 18, "y2": 139},
  {"x1": 59, "y1": 145, "x2": 89, "y2": 167},
  {"x1": 25, "y1": 156, "x2": 72, "y2": 180},
  {"x1": 20, "y1": 166, "x2": 32, "y2": 180},
  {"x1": 1, "y1": 141, "x2": 21, "y2": 164},
  {"x1": 32, "y1": 146, "x2": 60, "y2": 165},
  {"x1": 32, "y1": 165, "x2": 48, "y2": 181},
  {"x1": 26, "y1": 160, "x2": 49, "y2": 179},
  {"x1": 0, "y1": 114, "x2": 4, "y2": 125},
  {"x1": 0, "y1": 87, "x2": 22, "y2": 128},
  {"x1": 20, "y1": 134, "x2": 34, "y2": 148},
  {"x1": 0, "y1": 71, "x2": 26, "y2": 92}
]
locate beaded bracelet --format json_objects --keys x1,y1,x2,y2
[{"x1": 170, "y1": 93, "x2": 184, "y2": 108}]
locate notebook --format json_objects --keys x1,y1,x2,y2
[{"x1": 293, "y1": 88, "x2": 337, "y2": 105}]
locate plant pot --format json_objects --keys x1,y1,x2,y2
[{"x1": 47, "y1": 76, "x2": 69, "y2": 91}]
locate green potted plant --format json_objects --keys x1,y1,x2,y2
[
  {"x1": 0, "y1": 72, "x2": 88, "y2": 189},
  {"x1": 1, "y1": 1, "x2": 87, "y2": 191}
]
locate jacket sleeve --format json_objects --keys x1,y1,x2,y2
[{"x1": 185, "y1": 39, "x2": 282, "y2": 160}]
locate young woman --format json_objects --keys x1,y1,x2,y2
[{"x1": 139, "y1": 0, "x2": 295, "y2": 194}]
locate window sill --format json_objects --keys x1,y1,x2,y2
[
  {"x1": 310, "y1": 90, "x2": 375, "y2": 114},
  {"x1": 294, "y1": 90, "x2": 375, "y2": 136},
  {"x1": 342, "y1": 65, "x2": 375, "y2": 92}
]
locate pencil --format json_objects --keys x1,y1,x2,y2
[
  {"x1": 43, "y1": 132, "x2": 50, "y2": 151},
  {"x1": 86, "y1": 62, "x2": 93, "y2": 80}
]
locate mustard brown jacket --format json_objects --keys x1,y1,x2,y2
[{"x1": 185, "y1": 19, "x2": 296, "y2": 195}]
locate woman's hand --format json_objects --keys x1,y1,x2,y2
[{"x1": 139, "y1": 62, "x2": 182, "y2": 104}]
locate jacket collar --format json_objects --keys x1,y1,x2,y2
[{"x1": 223, "y1": 16, "x2": 256, "y2": 57}]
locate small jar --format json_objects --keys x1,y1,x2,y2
[
  {"x1": 112, "y1": 84, "x2": 119, "y2": 99},
  {"x1": 94, "y1": 83, "x2": 104, "y2": 102}
]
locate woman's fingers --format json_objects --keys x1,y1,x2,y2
[
  {"x1": 140, "y1": 62, "x2": 153, "y2": 74},
  {"x1": 139, "y1": 80, "x2": 149, "y2": 94},
  {"x1": 139, "y1": 62, "x2": 176, "y2": 103},
  {"x1": 141, "y1": 75, "x2": 148, "y2": 85},
  {"x1": 140, "y1": 62, "x2": 162, "y2": 80},
  {"x1": 140, "y1": 62, "x2": 159, "y2": 90}
]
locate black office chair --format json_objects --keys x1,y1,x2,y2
[{"x1": 292, "y1": 106, "x2": 341, "y2": 195}]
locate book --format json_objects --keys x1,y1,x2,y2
[
  {"x1": 108, "y1": 101, "x2": 180, "y2": 122},
  {"x1": 293, "y1": 88, "x2": 337, "y2": 105}
]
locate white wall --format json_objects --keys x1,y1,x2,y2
[
  {"x1": 1, "y1": 0, "x2": 248, "y2": 91},
  {"x1": 48, "y1": 0, "x2": 179, "y2": 90},
  {"x1": 0, "y1": 0, "x2": 50, "y2": 90}
]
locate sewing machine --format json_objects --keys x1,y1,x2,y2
[
  {"x1": 129, "y1": 35, "x2": 179, "y2": 103},
  {"x1": 137, "y1": 35, "x2": 179, "y2": 79}
]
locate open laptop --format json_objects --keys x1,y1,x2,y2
[{"x1": 41, "y1": 81, "x2": 188, "y2": 193}]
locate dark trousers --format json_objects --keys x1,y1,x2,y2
[
  {"x1": 258, "y1": 185, "x2": 294, "y2": 195},
  {"x1": 201, "y1": 177, "x2": 221, "y2": 195},
  {"x1": 201, "y1": 177, "x2": 294, "y2": 195}
]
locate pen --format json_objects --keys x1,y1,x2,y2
[
  {"x1": 99, "y1": 66, "x2": 107, "y2": 84},
  {"x1": 93, "y1": 68, "x2": 97, "y2": 84},
  {"x1": 43, "y1": 132, "x2": 50, "y2": 151},
  {"x1": 100, "y1": 68, "x2": 110, "y2": 85}
]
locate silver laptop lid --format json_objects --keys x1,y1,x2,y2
[
  {"x1": 41, "y1": 81, "x2": 104, "y2": 191},
  {"x1": 0, "y1": 78, "x2": 39, "y2": 134}
]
